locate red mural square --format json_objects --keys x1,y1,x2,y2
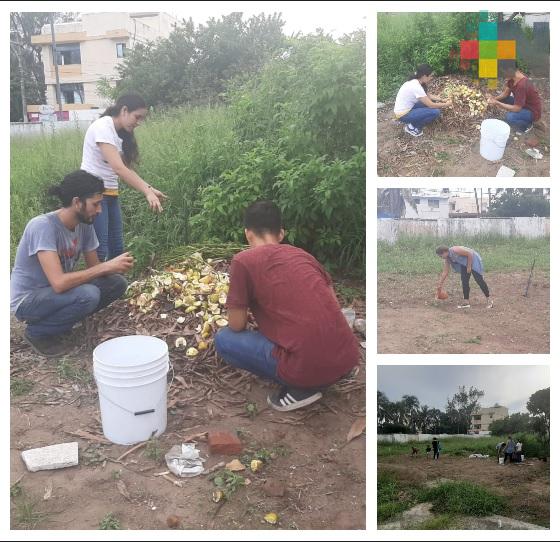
[{"x1": 460, "y1": 40, "x2": 479, "y2": 60}]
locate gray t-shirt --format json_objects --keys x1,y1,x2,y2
[{"x1": 10, "y1": 211, "x2": 99, "y2": 312}]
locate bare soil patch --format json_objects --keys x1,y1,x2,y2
[{"x1": 377, "y1": 271, "x2": 549, "y2": 354}]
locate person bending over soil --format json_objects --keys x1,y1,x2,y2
[
  {"x1": 10, "y1": 170, "x2": 133, "y2": 357},
  {"x1": 393, "y1": 63, "x2": 453, "y2": 137},
  {"x1": 435, "y1": 245, "x2": 494, "y2": 309},
  {"x1": 215, "y1": 201, "x2": 360, "y2": 412}
]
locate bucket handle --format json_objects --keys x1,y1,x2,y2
[{"x1": 97, "y1": 388, "x2": 164, "y2": 416}]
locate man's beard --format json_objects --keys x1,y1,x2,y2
[{"x1": 76, "y1": 208, "x2": 94, "y2": 224}]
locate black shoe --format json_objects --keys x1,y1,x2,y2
[
  {"x1": 267, "y1": 386, "x2": 323, "y2": 412},
  {"x1": 23, "y1": 331, "x2": 69, "y2": 358}
]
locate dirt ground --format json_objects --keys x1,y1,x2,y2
[
  {"x1": 377, "y1": 77, "x2": 550, "y2": 177},
  {"x1": 378, "y1": 454, "x2": 550, "y2": 527},
  {"x1": 10, "y1": 310, "x2": 366, "y2": 530},
  {"x1": 377, "y1": 271, "x2": 549, "y2": 354}
]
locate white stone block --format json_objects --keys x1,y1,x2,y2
[{"x1": 21, "y1": 442, "x2": 79, "y2": 472}]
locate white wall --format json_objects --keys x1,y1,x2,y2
[
  {"x1": 10, "y1": 120, "x2": 92, "y2": 138},
  {"x1": 378, "y1": 217, "x2": 550, "y2": 244}
]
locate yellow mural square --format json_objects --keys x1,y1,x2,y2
[
  {"x1": 497, "y1": 40, "x2": 516, "y2": 59},
  {"x1": 479, "y1": 59, "x2": 497, "y2": 78}
]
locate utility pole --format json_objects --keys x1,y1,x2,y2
[
  {"x1": 11, "y1": 41, "x2": 27, "y2": 121},
  {"x1": 10, "y1": 13, "x2": 27, "y2": 121},
  {"x1": 50, "y1": 14, "x2": 63, "y2": 115},
  {"x1": 474, "y1": 188, "x2": 480, "y2": 216}
]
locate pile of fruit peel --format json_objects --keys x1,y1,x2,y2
[
  {"x1": 442, "y1": 83, "x2": 488, "y2": 117},
  {"x1": 127, "y1": 253, "x2": 230, "y2": 357}
]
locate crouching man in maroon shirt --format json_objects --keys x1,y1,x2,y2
[{"x1": 215, "y1": 201, "x2": 361, "y2": 412}]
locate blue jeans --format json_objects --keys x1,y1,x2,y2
[
  {"x1": 94, "y1": 195, "x2": 124, "y2": 262},
  {"x1": 214, "y1": 328, "x2": 285, "y2": 384},
  {"x1": 500, "y1": 96, "x2": 533, "y2": 131},
  {"x1": 15, "y1": 275, "x2": 128, "y2": 338},
  {"x1": 400, "y1": 102, "x2": 441, "y2": 130}
]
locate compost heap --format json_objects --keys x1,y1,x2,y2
[
  {"x1": 434, "y1": 76, "x2": 492, "y2": 128},
  {"x1": 126, "y1": 252, "x2": 230, "y2": 359}
]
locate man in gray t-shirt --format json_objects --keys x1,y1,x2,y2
[{"x1": 10, "y1": 170, "x2": 134, "y2": 357}]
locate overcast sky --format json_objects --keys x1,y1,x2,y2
[
  {"x1": 162, "y1": 1, "x2": 367, "y2": 37},
  {"x1": 378, "y1": 365, "x2": 549, "y2": 414}
]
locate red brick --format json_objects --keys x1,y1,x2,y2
[{"x1": 208, "y1": 431, "x2": 242, "y2": 455}]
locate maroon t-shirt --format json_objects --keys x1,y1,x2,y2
[
  {"x1": 226, "y1": 244, "x2": 360, "y2": 388},
  {"x1": 507, "y1": 76, "x2": 542, "y2": 121}
]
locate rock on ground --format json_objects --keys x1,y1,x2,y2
[{"x1": 21, "y1": 442, "x2": 79, "y2": 472}]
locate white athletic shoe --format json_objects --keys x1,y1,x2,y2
[
  {"x1": 457, "y1": 303, "x2": 471, "y2": 309},
  {"x1": 486, "y1": 299, "x2": 494, "y2": 309}
]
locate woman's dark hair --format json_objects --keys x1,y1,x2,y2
[
  {"x1": 408, "y1": 63, "x2": 434, "y2": 91},
  {"x1": 101, "y1": 94, "x2": 146, "y2": 166},
  {"x1": 435, "y1": 245, "x2": 449, "y2": 256},
  {"x1": 244, "y1": 200, "x2": 283, "y2": 236},
  {"x1": 48, "y1": 170, "x2": 105, "y2": 207}
]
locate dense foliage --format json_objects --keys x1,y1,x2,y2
[{"x1": 102, "y1": 13, "x2": 287, "y2": 108}]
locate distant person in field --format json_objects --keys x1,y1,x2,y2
[
  {"x1": 487, "y1": 62, "x2": 542, "y2": 134},
  {"x1": 432, "y1": 436, "x2": 440, "y2": 460},
  {"x1": 504, "y1": 435, "x2": 516, "y2": 464},
  {"x1": 10, "y1": 171, "x2": 133, "y2": 357},
  {"x1": 393, "y1": 63, "x2": 453, "y2": 137},
  {"x1": 215, "y1": 201, "x2": 361, "y2": 412},
  {"x1": 496, "y1": 441, "x2": 506, "y2": 463},
  {"x1": 81, "y1": 94, "x2": 166, "y2": 262},
  {"x1": 515, "y1": 439, "x2": 523, "y2": 462},
  {"x1": 426, "y1": 443, "x2": 432, "y2": 459},
  {"x1": 435, "y1": 245, "x2": 494, "y2": 309}
]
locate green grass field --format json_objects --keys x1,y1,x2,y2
[
  {"x1": 378, "y1": 436, "x2": 502, "y2": 457},
  {"x1": 378, "y1": 434, "x2": 546, "y2": 459},
  {"x1": 378, "y1": 235, "x2": 550, "y2": 275}
]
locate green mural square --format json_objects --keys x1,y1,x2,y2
[{"x1": 479, "y1": 40, "x2": 498, "y2": 59}]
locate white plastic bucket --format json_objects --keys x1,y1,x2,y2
[
  {"x1": 93, "y1": 336, "x2": 169, "y2": 445},
  {"x1": 499, "y1": 457, "x2": 505, "y2": 465},
  {"x1": 521, "y1": 454, "x2": 525, "y2": 462},
  {"x1": 480, "y1": 119, "x2": 510, "y2": 161}
]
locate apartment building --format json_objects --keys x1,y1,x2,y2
[
  {"x1": 469, "y1": 405, "x2": 509, "y2": 435},
  {"x1": 28, "y1": 12, "x2": 176, "y2": 120}
]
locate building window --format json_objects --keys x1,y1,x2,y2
[
  {"x1": 60, "y1": 83, "x2": 85, "y2": 104},
  {"x1": 473, "y1": 415, "x2": 481, "y2": 421},
  {"x1": 55, "y1": 43, "x2": 81, "y2": 65},
  {"x1": 428, "y1": 199, "x2": 440, "y2": 209},
  {"x1": 116, "y1": 43, "x2": 127, "y2": 58},
  {"x1": 413, "y1": 198, "x2": 421, "y2": 205}
]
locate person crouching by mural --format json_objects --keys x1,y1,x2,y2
[
  {"x1": 10, "y1": 170, "x2": 133, "y2": 358},
  {"x1": 215, "y1": 201, "x2": 361, "y2": 412},
  {"x1": 393, "y1": 64, "x2": 453, "y2": 137},
  {"x1": 487, "y1": 62, "x2": 542, "y2": 135},
  {"x1": 435, "y1": 245, "x2": 494, "y2": 309}
]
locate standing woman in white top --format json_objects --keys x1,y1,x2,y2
[
  {"x1": 81, "y1": 94, "x2": 166, "y2": 261},
  {"x1": 393, "y1": 64, "x2": 453, "y2": 137}
]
